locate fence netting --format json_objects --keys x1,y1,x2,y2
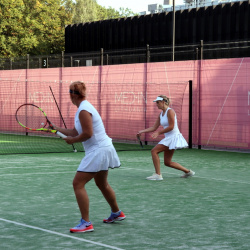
[{"x1": 0, "y1": 79, "x2": 188, "y2": 154}]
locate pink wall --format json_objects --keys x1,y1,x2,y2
[{"x1": 0, "y1": 58, "x2": 249, "y2": 150}]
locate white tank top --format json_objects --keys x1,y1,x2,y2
[
  {"x1": 160, "y1": 107, "x2": 180, "y2": 137},
  {"x1": 75, "y1": 100, "x2": 112, "y2": 152}
]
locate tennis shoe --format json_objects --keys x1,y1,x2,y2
[
  {"x1": 181, "y1": 170, "x2": 195, "y2": 178},
  {"x1": 70, "y1": 219, "x2": 94, "y2": 233},
  {"x1": 103, "y1": 210, "x2": 126, "y2": 223},
  {"x1": 146, "y1": 173, "x2": 163, "y2": 181}
]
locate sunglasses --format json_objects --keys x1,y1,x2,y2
[{"x1": 69, "y1": 89, "x2": 80, "y2": 95}]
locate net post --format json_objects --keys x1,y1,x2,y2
[{"x1": 188, "y1": 80, "x2": 193, "y2": 149}]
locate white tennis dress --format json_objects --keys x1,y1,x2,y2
[
  {"x1": 158, "y1": 107, "x2": 188, "y2": 150},
  {"x1": 75, "y1": 100, "x2": 120, "y2": 172}
]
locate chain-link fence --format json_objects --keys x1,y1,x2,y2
[{"x1": 1, "y1": 40, "x2": 250, "y2": 70}]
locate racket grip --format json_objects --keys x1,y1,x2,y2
[{"x1": 56, "y1": 131, "x2": 67, "y2": 138}]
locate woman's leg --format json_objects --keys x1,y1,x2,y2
[
  {"x1": 72, "y1": 171, "x2": 95, "y2": 221},
  {"x1": 164, "y1": 149, "x2": 189, "y2": 173},
  {"x1": 94, "y1": 170, "x2": 119, "y2": 212},
  {"x1": 151, "y1": 144, "x2": 168, "y2": 175}
]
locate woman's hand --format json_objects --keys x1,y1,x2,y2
[
  {"x1": 151, "y1": 131, "x2": 160, "y2": 139},
  {"x1": 137, "y1": 130, "x2": 144, "y2": 137},
  {"x1": 63, "y1": 136, "x2": 75, "y2": 144}
]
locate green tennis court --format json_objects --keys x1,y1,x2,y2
[{"x1": 0, "y1": 148, "x2": 250, "y2": 249}]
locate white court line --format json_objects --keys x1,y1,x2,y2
[
  {"x1": 0, "y1": 218, "x2": 124, "y2": 250},
  {"x1": 191, "y1": 176, "x2": 250, "y2": 185},
  {"x1": 121, "y1": 167, "x2": 250, "y2": 185},
  {"x1": 1, "y1": 166, "x2": 250, "y2": 185},
  {"x1": 0, "y1": 164, "x2": 75, "y2": 170},
  {"x1": 0, "y1": 171, "x2": 74, "y2": 177}
]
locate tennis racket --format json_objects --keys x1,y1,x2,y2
[
  {"x1": 137, "y1": 134, "x2": 143, "y2": 148},
  {"x1": 15, "y1": 103, "x2": 66, "y2": 138},
  {"x1": 49, "y1": 86, "x2": 77, "y2": 152}
]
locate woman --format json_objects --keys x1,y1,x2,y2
[
  {"x1": 137, "y1": 95, "x2": 195, "y2": 181},
  {"x1": 55, "y1": 81, "x2": 125, "y2": 233}
]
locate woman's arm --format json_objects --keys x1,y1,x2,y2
[
  {"x1": 151, "y1": 109, "x2": 175, "y2": 138},
  {"x1": 63, "y1": 110, "x2": 93, "y2": 144},
  {"x1": 137, "y1": 115, "x2": 161, "y2": 136}
]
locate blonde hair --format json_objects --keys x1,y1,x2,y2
[
  {"x1": 158, "y1": 95, "x2": 170, "y2": 106},
  {"x1": 70, "y1": 81, "x2": 86, "y2": 98}
]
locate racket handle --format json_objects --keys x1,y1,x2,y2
[{"x1": 56, "y1": 131, "x2": 67, "y2": 138}]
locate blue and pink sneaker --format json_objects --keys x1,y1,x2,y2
[
  {"x1": 103, "y1": 210, "x2": 126, "y2": 223},
  {"x1": 70, "y1": 218, "x2": 94, "y2": 233}
]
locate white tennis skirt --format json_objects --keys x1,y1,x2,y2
[
  {"x1": 158, "y1": 133, "x2": 188, "y2": 150},
  {"x1": 77, "y1": 145, "x2": 120, "y2": 172}
]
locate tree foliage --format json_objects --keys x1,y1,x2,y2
[
  {"x1": 0, "y1": 0, "x2": 136, "y2": 58},
  {"x1": 72, "y1": 0, "x2": 97, "y2": 23},
  {"x1": 0, "y1": 0, "x2": 72, "y2": 57},
  {"x1": 71, "y1": 0, "x2": 137, "y2": 24}
]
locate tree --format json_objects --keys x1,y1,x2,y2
[
  {"x1": 0, "y1": 0, "x2": 72, "y2": 57},
  {"x1": 96, "y1": 6, "x2": 120, "y2": 20},
  {"x1": 21, "y1": 0, "x2": 73, "y2": 55},
  {"x1": 95, "y1": 5, "x2": 138, "y2": 21},
  {"x1": 72, "y1": 0, "x2": 97, "y2": 23},
  {"x1": 118, "y1": 7, "x2": 138, "y2": 18},
  {"x1": 0, "y1": 0, "x2": 136, "y2": 58},
  {"x1": 71, "y1": 0, "x2": 137, "y2": 24},
  {"x1": 0, "y1": 0, "x2": 29, "y2": 57}
]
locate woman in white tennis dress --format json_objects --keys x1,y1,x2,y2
[
  {"x1": 138, "y1": 95, "x2": 195, "y2": 181},
  {"x1": 54, "y1": 81, "x2": 125, "y2": 233}
]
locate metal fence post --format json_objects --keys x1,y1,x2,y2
[
  {"x1": 39, "y1": 57, "x2": 41, "y2": 68},
  {"x1": 198, "y1": 40, "x2": 203, "y2": 150},
  {"x1": 106, "y1": 54, "x2": 109, "y2": 65},
  {"x1": 61, "y1": 51, "x2": 64, "y2": 67},
  {"x1": 200, "y1": 40, "x2": 203, "y2": 60},
  {"x1": 9, "y1": 58, "x2": 12, "y2": 70},
  {"x1": 26, "y1": 54, "x2": 30, "y2": 69},
  {"x1": 146, "y1": 44, "x2": 150, "y2": 63},
  {"x1": 172, "y1": 0, "x2": 176, "y2": 62},
  {"x1": 189, "y1": 80, "x2": 193, "y2": 148},
  {"x1": 196, "y1": 47, "x2": 199, "y2": 60},
  {"x1": 25, "y1": 54, "x2": 30, "y2": 136},
  {"x1": 100, "y1": 48, "x2": 104, "y2": 66}
]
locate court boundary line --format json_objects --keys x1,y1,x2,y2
[
  {"x1": 0, "y1": 218, "x2": 124, "y2": 250},
  {"x1": 0, "y1": 171, "x2": 74, "y2": 177},
  {"x1": 122, "y1": 167, "x2": 250, "y2": 185},
  {"x1": 1, "y1": 167, "x2": 250, "y2": 185}
]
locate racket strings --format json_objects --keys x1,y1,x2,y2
[{"x1": 17, "y1": 105, "x2": 47, "y2": 129}]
